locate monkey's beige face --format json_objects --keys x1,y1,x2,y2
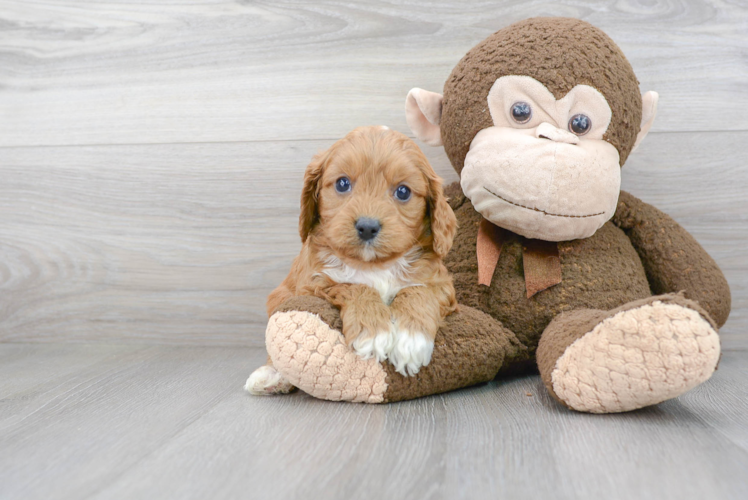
[
  {"x1": 460, "y1": 76, "x2": 621, "y2": 241},
  {"x1": 406, "y1": 74, "x2": 659, "y2": 242}
]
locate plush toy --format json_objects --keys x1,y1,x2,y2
[{"x1": 253, "y1": 17, "x2": 731, "y2": 412}]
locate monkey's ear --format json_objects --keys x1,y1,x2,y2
[
  {"x1": 405, "y1": 88, "x2": 443, "y2": 147},
  {"x1": 299, "y1": 152, "x2": 327, "y2": 243},
  {"x1": 632, "y1": 91, "x2": 659, "y2": 152}
]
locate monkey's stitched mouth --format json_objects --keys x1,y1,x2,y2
[{"x1": 483, "y1": 187, "x2": 604, "y2": 219}]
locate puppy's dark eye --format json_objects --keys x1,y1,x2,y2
[
  {"x1": 569, "y1": 114, "x2": 591, "y2": 135},
  {"x1": 335, "y1": 177, "x2": 351, "y2": 193},
  {"x1": 511, "y1": 102, "x2": 532, "y2": 123},
  {"x1": 394, "y1": 185, "x2": 411, "y2": 201}
]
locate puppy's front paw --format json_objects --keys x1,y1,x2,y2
[
  {"x1": 341, "y1": 300, "x2": 393, "y2": 362},
  {"x1": 351, "y1": 329, "x2": 395, "y2": 363},
  {"x1": 245, "y1": 365, "x2": 295, "y2": 396},
  {"x1": 388, "y1": 328, "x2": 434, "y2": 377}
]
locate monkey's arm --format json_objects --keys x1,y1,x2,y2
[{"x1": 612, "y1": 190, "x2": 731, "y2": 327}]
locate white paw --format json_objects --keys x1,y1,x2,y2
[
  {"x1": 245, "y1": 365, "x2": 295, "y2": 396},
  {"x1": 352, "y1": 329, "x2": 395, "y2": 363},
  {"x1": 388, "y1": 328, "x2": 434, "y2": 377}
]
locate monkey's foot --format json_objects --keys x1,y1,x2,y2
[
  {"x1": 266, "y1": 302, "x2": 389, "y2": 403},
  {"x1": 537, "y1": 294, "x2": 721, "y2": 414}
]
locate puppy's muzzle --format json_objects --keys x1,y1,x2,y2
[{"x1": 355, "y1": 217, "x2": 381, "y2": 242}]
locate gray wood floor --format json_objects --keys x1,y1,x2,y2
[
  {"x1": 1, "y1": 344, "x2": 747, "y2": 500},
  {"x1": 2, "y1": 1, "x2": 747, "y2": 499}
]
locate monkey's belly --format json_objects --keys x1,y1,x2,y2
[{"x1": 445, "y1": 205, "x2": 652, "y2": 353}]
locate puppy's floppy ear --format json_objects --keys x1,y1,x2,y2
[
  {"x1": 425, "y1": 166, "x2": 457, "y2": 258},
  {"x1": 299, "y1": 151, "x2": 327, "y2": 242}
]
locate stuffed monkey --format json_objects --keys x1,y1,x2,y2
[{"x1": 248, "y1": 17, "x2": 731, "y2": 413}]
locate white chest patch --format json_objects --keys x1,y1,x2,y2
[{"x1": 318, "y1": 251, "x2": 422, "y2": 305}]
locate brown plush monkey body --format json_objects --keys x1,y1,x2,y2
[
  {"x1": 251, "y1": 17, "x2": 731, "y2": 413},
  {"x1": 442, "y1": 187, "x2": 729, "y2": 410},
  {"x1": 445, "y1": 189, "x2": 652, "y2": 355}
]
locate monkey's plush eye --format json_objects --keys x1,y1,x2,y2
[
  {"x1": 511, "y1": 102, "x2": 532, "y2": 123},
  {"x1": 569, "y1": 114, "x2": 591, "y2": 135},
  {"x1": 394, "y1": 185, "x2": 411, "y2": 201},
  {"x1": 335, "y1": 177, "x2": 352, "y2": 193}
]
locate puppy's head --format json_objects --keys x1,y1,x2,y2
[{"x1": 299, "y1": 126, "x2": 456, "y2": 263}]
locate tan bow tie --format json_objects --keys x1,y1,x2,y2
[{"x1": 477, "y1": 218, "x2": 562, "y2": 298}]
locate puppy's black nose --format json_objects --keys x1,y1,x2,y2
[{"x1": 355, "y1": 218, "x2": 381, "y2": 242}]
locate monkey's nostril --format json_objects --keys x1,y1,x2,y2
[
  {"x1": 535, "y1": 122, "x2": 580, "y2": 145},
  {"x1": 355, "y1": 217, "x2": 381, "y2": 242}
]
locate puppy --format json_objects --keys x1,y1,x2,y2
[{"x1": 246, "y1": 126, "x2": 457, "y2": 395}]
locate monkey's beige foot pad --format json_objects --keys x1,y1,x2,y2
[
  {"x1": 551, "y1": 302, "x2": 720, "y2": 413},
  {"x1": 266, "y1": 310, "x2": 388, "y2": 403}
]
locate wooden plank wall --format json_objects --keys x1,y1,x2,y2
[{"x1": 1, "y1": 0, "x2": 746, "y2": 347}]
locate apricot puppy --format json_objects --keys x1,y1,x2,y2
[{"x1": 247, "y1": 126, "x2": 457, "y2": 394}]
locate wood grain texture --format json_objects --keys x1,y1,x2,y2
[
  {"x1": 0, "y1": 1, "x2": 745, "y2": 347},
  {"x1": 0, "y1": 343, "x2": 261, "y2": 500},
  {"x1": 1, "y1": 131, "x2": 746, "y2": 347},
  {"x1": 0, "y1": 0, "x2": 747, "y2": 147},
  {"x1": 0, "y1": 141, "x2": 306, "y2": 345},
  {"x1": 1, "y1": 344, "x2": 747, "y2": 500}
]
